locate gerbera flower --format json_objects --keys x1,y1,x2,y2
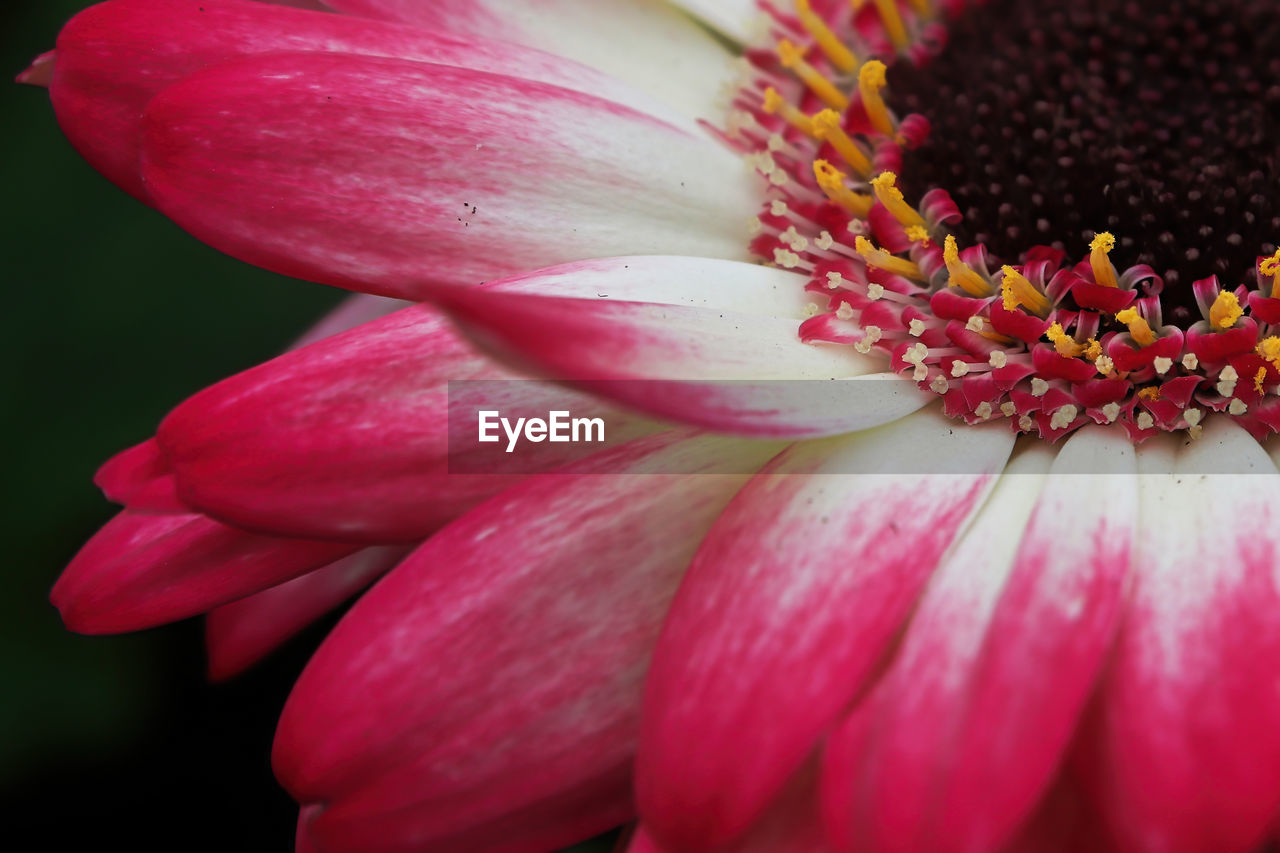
[{"x1": 24, "y1": 0, "x2": 1280, "y2": 850}]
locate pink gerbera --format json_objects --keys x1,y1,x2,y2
[{"x1": 24, "y1": 0, "x2": 1280, "y2": 851}]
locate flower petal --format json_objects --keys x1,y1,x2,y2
[
  {"x1": 1075, "y1": 419, "x2": 1280, "y2": 853},
  {"x1": 822, "y1": 427, "x2": 1137, "y2": 853},
  {"x1": 668, "y1": 0, "x2": 763, "y2": 44},
  {"x1": 273, "y1": 432, "x2": 778, "y2": 852},
  {"x1": 635, "y1": 410, "x2": 1015, "y2": 851},
  {"x1": 156, "y1": 303, "x2": 653, "y2": 542},
  {"x1": 204, "y1": 544, "x2": 410, "y2": 680},
  {"x1": 427, "y1": 256, "x2": 931, "y2": 438},
  {"x1": 323, "y1": 0, "x2": 736, "y2": 120},
  {"x1": 140, "y1": 51, "x2": 755, "y2": 298},
  {"x1": 49, "y1": 0, "x2": 688, "y2": 200},
  {"x1": 52, "y1": 510, "x2": 359, "y2": 633}
]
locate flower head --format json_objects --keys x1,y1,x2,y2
[{"x1": 24, "y1": 0, "x2": 1280, "y2": 851}]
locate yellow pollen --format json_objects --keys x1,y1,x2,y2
[
  {"x1": 1115, "y1": 307, "x2": 1157, "y2": 346},
  {"x1": 811, "y1": 109, "x2": 872, "y2": 176},
  {"x1": 1084, "y1": 337, "x2": 1102, "y2": 361},
  {"x1": 1256, "y1": 366, "x2": 1269, "y2": 395},
  {"x1": 869, "y1": 0, "x2": 910, "y2": 49},
  {"x1": 778, "y1": 39, "x2": 849, "y2": 110},
  {"x1": 858, "y1": 60, "x2": 896, "y2": 137},
  {"x1": 762, "y1": 87, "x2": 815, "y2": 136},
  {"x1": 942, "y1": 236, "x2": 990, "y2": 296},
  {"x1": 1209, "y1": 290, "x2": 1243, "y2": 330},
  {"x1": 1259, "y1": 336, "x2": 1280, "y2": 362},
  {"x1": 1137, "y1": 386, "x2": 1162, "y2": 402},
  {"x1": 999, "y1": 265, "x2": 1050, "y2": 317},
  {"x1": 905, "y1": 225, "x2": 930, "y2": 244},
  {"x1": 813, "y1": 160, "x2": 873, "y2": 216},
  {"x1": 794, "y1": 0, "x2": 859, "y2": 73},
  {"x1": 870, "y1": 171, "x2": 927, "y2": 230},
  {"x1": 856, "y1": 235, "x2": 925, "y2": 280},
  {"x1": 1046, "y1": 323, "x2": 1086, "y2": 358},
  {"x1": 1089, "y1": 231, "x2": 1119, "y2": 288}
]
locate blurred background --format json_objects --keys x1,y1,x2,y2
[{"x1": 4, "y1": 3, "x2": 616, "y2": 850}]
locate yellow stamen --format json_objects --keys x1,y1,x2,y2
[
  {"x1": 856, "y1": 236, "x2": 924, "y2": 280},
  {"x1": 1137, "y1": 386, "x2": 1162, "y2": 402},
  {"x1": 1083, "y1": 338, "x2": 1102, "y2": 361},
  {"x1": 999, "y1": 265, "x2": 1050, "y2": 317},
  {"x1": 1261, "y1": 249, "x2": 1280, "y2": 296},
  {"x1": 813, "y1": 160, "x2": 873, "y2": 216},
  {"x1": 870, "y1": 0, "x2": 910, "y2": 49},
  {"x1": 794, "y1": 0, "x2": 858, "y2": 73},
  {"x1": 942, "y1": 235, "x2": 990, "y2": 296},
  {"x1": 811, "y1": 109, "x2": 871, "y2": 176},
  {"x1": 858, "y1": 60, "x2": 896, "y2": 137},
  {"x1": 1089, "y1": 232, "x2": 1119, "y2": 288},
  {"x1": 1257, "y1": 337, "x2": 1280, "y2": 373},
  {"x1": 762, "y1": 87, "x2": 815, "y2": 136},
  {"x1": 778, "y1": 40, "x2": 849, "y2": 110},
  {"x1": 1209, "y1": 290, "x2": 1243, "y2": 330},
  {"x1": 1115, "y1": 307, "x2": 1157, "y2": 346},
  {"x1": 870, "y1": 171, "x2": 927, "y2": 232},
  {"x1": 906, "y1": 0, "x2": 933, "y2": 17},
  {"x1": 905, "y1": 225, "x2": 930, "y2": 244},
  {"x1": 1046, "y1": 323, "x2": 1086, "y2": 358},
  {"x1": 1256, "y1": 366, "x2": 1269, "y2": 396}
]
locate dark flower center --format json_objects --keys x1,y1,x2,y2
[{"x1": 891, "y1": 0, "x2": 1280, "y2": 323}]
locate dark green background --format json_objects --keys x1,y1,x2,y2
[{"x1": 2, "y1": 2, "x2": 614, "y2": 849}]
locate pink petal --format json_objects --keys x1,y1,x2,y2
[
  {"x1": 52, "y1": 510, "x2": 359, "y2": 633},
  {"x1": 821, "y1": 428, "x2": 1137, "y2": 853},
  {"x1": 94, "y1": 438, "x2": 184, "y2": 512},
  {"x1": 49, "y1": 0, "x2": 682, "y2": 201},
  {"x1": 289, "y1": 293, "x2": 408, "y2": 348},
  {"x1": 324, "y1": 0, "x2": 735, "y2": 120},
  {"x1": 425, "y1": 257, "x2": 929, "y2": 438},
  {"x1": 139, "y1": 51, "x2": 754, "y2": 298},
  {"x1": 273, "y1": 432, "x2": 778, "y2": 852},
  {"x1": 205, "y1": 544, "x2": 410, "y2": 680},
  {"x1": 1075, "y1": 419, "x2": 1280, "y2": 853},
  {"x1": 635, "y1": 411, "x2": 1015, "y2": 851},
  {"x1": 156, "y1": 303, "x2": 652, "y2": 542}
]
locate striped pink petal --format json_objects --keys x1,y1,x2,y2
[
  {"x1": 275, "y1": 432, "x2": 778, "y2": 852},
  {"x1": 821, "y1": 428, "x2": 1137, "y2": 852},
  {"x1": 635, "y1": 410, "x2": 1014, "y2": 851},
  {"x1": 323, "y1": 0, "x2": 735, "y2": 119},
  {"x1": 48, "y1": 0, "x2": 684, "y2": 200},
  {"x1": 426, "y1": 256, "x2": 930, "y2": 438},
  {"x1": 139, "y1": 51, "x2": 755, "y2": 298},
  {"x1": 1076, "y1": 419, "x2": 1280, "y2": 853},
  {"x1": 154, "y1": 303, "x2": 652, "y2": 542},
  {"x1": 52, "y1": 510, "x2": 359, "y2": 633}
]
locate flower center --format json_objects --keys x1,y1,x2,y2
[
  {"x1": 731, "y1": 0, "x2": 1280, "y2": 443},
  {"x1": 892, "y1": 0, "x2": 1280, "y2": 322}
]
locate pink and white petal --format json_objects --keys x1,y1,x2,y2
[
  {"x1": 427, "y1": 258, "x2": 930, "y2": 438},
  {"x1": 822, "y1": 427, "x2": 1137, "y2": 853},
  {"x1": 323, "y1": 0, "x2": 736, "y2": 120},
  {"x1": 51, "y1": 510, "x2": 359, "y2": 633},
  {"x1": 669, "y1": 0, "x2": 764, "y2": 44},
  {"x1": 205, "y1": 544, "x2": 411, "y2": 680},
  {"x1": 635, "y1": 410, "x2": 1015, "y2": 852},
  {"x1": 1077, "y1": 418, "x2": 1280, "y2": 853},
  {"x1": 140, "y1": 51, "x2": 756, "y2": 298},
  {"x1": 49, "y1": 0, "x2": 687, "y2": 201},
  {"x1": 273, "y1": 432, "x2": 780, "y2": 852},
  {"x1": 156, "y1": 304, "x2": 654, "y2": 543}
]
